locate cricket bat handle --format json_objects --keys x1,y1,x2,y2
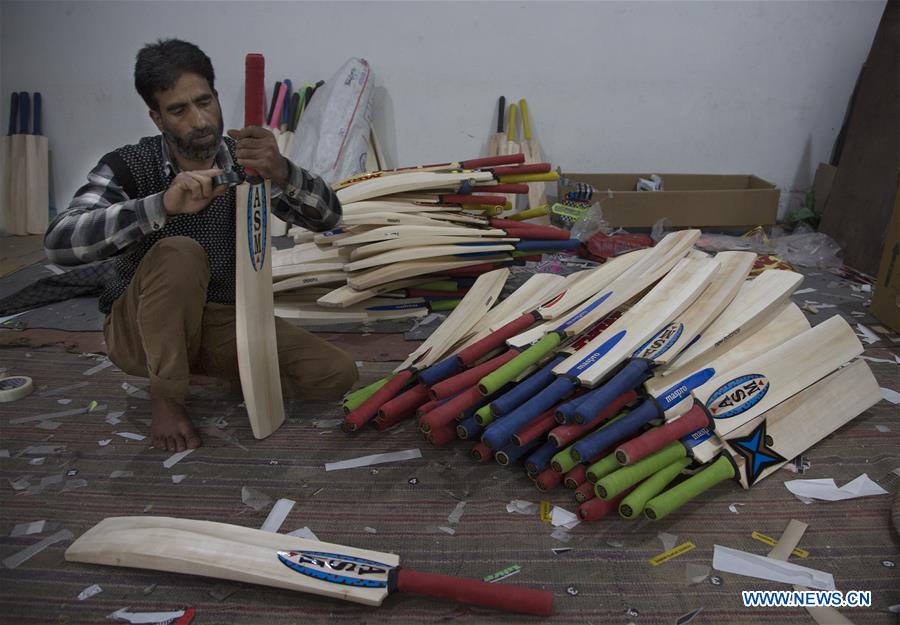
[
  {"x1": 395, "y1": 568, "x2": 553, "y2": 616},
  {"x1": 643, "y1": 455, "x2": 736, "y2": 521}
]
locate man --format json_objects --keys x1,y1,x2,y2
[{"x1": 44, "y1": 39, "x2": 358, "y2": 452}]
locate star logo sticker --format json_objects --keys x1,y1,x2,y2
[{"x1": 729, "y1": 421, "x2": 786, "y2": 486}]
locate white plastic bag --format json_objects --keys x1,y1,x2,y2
[{"x1": 291, "y1": 58, "x2": 374, "y2": 185}]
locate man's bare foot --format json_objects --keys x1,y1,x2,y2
[{"x1": 151, "y1": 397, "x2": 202, "y2": 452}]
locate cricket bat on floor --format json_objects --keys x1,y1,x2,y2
[
  {"x1": 65, "y1": 516, "x2": 553, "y2": 615},
  {"x1": 641, "y1": 358, "x2": 879, "y2": 520},
  {"x1": 235, "y1": 53, "x2": 286, "y2": 440}
]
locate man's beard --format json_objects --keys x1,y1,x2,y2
[{"x1": 163, "y1": 116, "x2": 224, "y2": 162}]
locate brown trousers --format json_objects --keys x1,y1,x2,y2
[{"x1": 104, "y1": 236, "x2": 358, "y2": 404}]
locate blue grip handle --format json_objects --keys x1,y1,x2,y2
[
  {"x1": 524, "y1": 440, "x2": 558, "y2": 476},
  {"x1": 281, "y1": 79, "x2": 292, "y2": 125},
  {"x1": 483, "y1": 377, "x2": 577, "y2": 449},
  {"x1": 32, "y1": 92, "x2": 41, "y2": 135},
  {"x1": 555, "y1": 393, "x2": 592, "y2": 424},
  {"x1": 490, "y1": 354, "x2": 566, "y2": 416},
  {"x1": 570, "y1": 400, "x2": 660, "y2": 462},
  {"x1": 456, "y1": 415, "x2": 483, "y2": 440},
  {"x1": 574, "y1": 360, "x2": 653, "y2": 423},
  {"x1": 8, "y1": 92, "x2": 18, "y2": 136},
  {"x1": 515, "y1": 239, "x2": 581, "y2": 252},
  {"x1": 18, "y1": 92, "x2": 29, "y2": 134},
  {"x1": 497, "y1": 437, "x2": 543, "y2": 465},
  {"x1": 418, "y1": 355, "x2": 463, "y2": 387}
]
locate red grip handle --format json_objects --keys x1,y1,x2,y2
[
  {"x1": 470, "y1": 441, "x2": 492, "y2": 462},
  {"x1": 460, "y1": 153, "x2": 525, "y2": 168},
  {"x1": 490, "y1": 163, "x2": 552, "y2": 177},
  {"x1": 374, "y1": 384, "x2": 430, "y2": 430},
  {"x1": 475, "y1": 183, "x2": 530, "y2": 194},
  {"x1": 430, "y1": 350, "x2": 519, "y2": 400},
  {"x1": 343, "y1": 370, "x2": 411, "y2": 432},
  {"x1": 441, "y1": 194, "x2": 507, "y2": 206},
  {"x1": 564, "y1": 464, "x2": 588, "y2": 489},
  {"x1": 513, "y1": 408, "x2": 558, "y2": 446},
  {"x1": 550, "y1": 390, "x2": 637, "y2": 441},
  {"x1": 456, "y1": 314, "x2": 536, "y2": 367},
  {"x1": 491, "y1": 218, "x2": 570, "y2": 241},
  {"x1": 419, "y1": 385, "x2": 483, "y2": 433},
  {"x1": 575, "y1": 481, "x2": 596, "y2": 503},
  {"x1": 534, "y1": 466, "x2": 563, "y2": 492},
  {"x1": 615, "y1": 401, "x2": 710, "y2": 465},
  {"x1": 577, "y1": 486, "x2": 635, "y2": 521},
  {"x1": 244, "y1": 54, "x2": 265, "y2": 178},
  {"x1": 416, "y1": 397, "x2": 442, "y2": 417},
  {"x1": 395, "y1": 568, "x2": 553, "y2": 616},
  {"x1": 426, "y1": 423, "x2": 457, "y2": 447}
]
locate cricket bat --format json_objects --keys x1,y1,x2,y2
[
  {"x1": 641, "y1": 358, "x2": 879, "y2": 520},
  {"x1": 343, "y1": 243, "x2": 517, "y2": 272},
  {"x1": 488, "y1": 96, "x2": 506, "y2": 157},
  {"x1": 518, "y1": 98, "x2": 547, "y2": 210},
  {"x1": 65, "y1": 516, "x2": 553, "y2": 615},
  {"x1": 505, "y1": 102, "x2": 519, "y2": 156},
  {"x1": 235, "y1": 53, "x2": 286, "y2": 439},
  {"x1": 336, "y1": 171, "x2": 495, "y2": 205}
]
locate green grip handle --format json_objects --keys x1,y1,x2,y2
[
  {"x1": 618, "y1": 457, "x2": 691, "y2": 519},
  {"x1": 549, "y1": 445, "x2": 579, "y2": 474},
  {"x1": 644, "y1": 455, "x2": 736, "y2": 521},
  {"x1": 585, "y1": 453, "x2": 620, "y2": 483},
  {"x1": 596, "y1": 442, "x2": 687, "y2": 500},
  {"x1": 478, "y1": 333, "x2": 560, "y2": 396},
  {"x1": 474, "y1": 403, "x2": 495, "y2": 427},
  {"x1": 342, "y1": 376, "x2": 390, "y2": 412}
]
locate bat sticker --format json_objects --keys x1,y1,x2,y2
[
  {"x1": 277, "y1": 550, "x2": 392, "y2": 588},
  {"x1": 567, "y1": 329, "x2": 626, "y2": 374},
  {"x1": 633, "y1": 322, "x2": 684, "y2": 359},
  {"x1": 706, "y1": 374, "x2": 769, "y2": 419},
  {"x1": 729, "y1": 421, "x2": 787, "y2": 485},
  {"x1": 246, "y1": 185, "x2": 268, "y2": 271}
]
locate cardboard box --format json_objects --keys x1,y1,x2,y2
[
  {"x1": 557, "y1": 173, "x2": 779, "y2": 228},
  {"x1": 871, "y1": 172, "x2": 900, "y2": 333}
]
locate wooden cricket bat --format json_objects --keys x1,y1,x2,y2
[
  {"x1": 235, "y1": 53, "x2": 286, "y2": 440},
  {"x1": 641, "y1": 358, "x2": 879, "y2": 520},
  {"x1": 488, "y1": 96, "x2": 506, "y2": 157},
  {"x1": 336, "y1": 171, "x2": 495, "y2": 205},
  {"x1": 65, "y1": 516, "x2": 553, "y2": 615},
  {"x1": 343, "y1": 242, "x2": 516, "y2": 272},
  {"x1": 518, "y1": 98, "x2": 547, "y2": 210}
]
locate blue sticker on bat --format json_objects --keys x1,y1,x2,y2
[
  {"x1": 277, "y1": 550, "x2": 392, "y2": 588},
  {"x1": 681, "y1": 425, "x2": 714, "y2": 451},
  {"x1": 657, "y1": 368, "x2": 716, "y2": 411},
  {"x1": 633, "y1": 322, "x2": 684, "y2": 360},
  {"x1": 556, "y1": 291, "x2": 613, "y2": 332},
  {"x1": 246, "y1": 184, "x2": 267, "y2": 272},
  {"x1": 705, "y1": 374, "x2": 769, "y2": 420},
  {"x1": 729, "y1": 420, "x2": 786, "y2": 485},
  {"x1": 566, "y1": 329, "x2": 626, "y2": 375}
]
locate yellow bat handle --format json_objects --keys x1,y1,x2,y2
[
  {"x1": 506, "y1": 103, "x2": 518, "y2": 142},
  {"x1": 519, "y1": 99, "x2": 532, "y2": 141}
]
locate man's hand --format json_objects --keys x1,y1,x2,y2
[
  {"x1": 163, "y1": 168, "x2": 228, "y2": 216},
  {"x1": 227, "y1": 126, "x2": 289, "y2": 188}
]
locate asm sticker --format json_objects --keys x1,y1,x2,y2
[
  {"x1": 633, "y1": 322, "x2": 684, "y2": 359},
  {"x1": 246, "y1": 185, "x2": 267, "y2": 272},
  {"x1": 277, "y1": 550, "x2": 392, "y2": 588},
  {"x1": 705, "y1": 374, "x2": 769, "y2": 419}
]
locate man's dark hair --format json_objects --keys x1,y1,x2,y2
[{"x1": 134, "y1": 39, "x2": 215, "y2": 111}]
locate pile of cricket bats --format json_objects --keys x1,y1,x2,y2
[
  {"x1": 487, "y1": 96, "x2": 549, "y2": 213},
  {"x1": 272, "y1": 153, "x2": 573, "y2": 325},
  {"x1": 340, "y1": 230, "x2": 881, "y2": 520}
]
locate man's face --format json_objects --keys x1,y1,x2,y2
[{"x1": 149, "y1": 72, "x2": 223, "y2": 163}]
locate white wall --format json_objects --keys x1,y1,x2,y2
[{"x1": 0, "y1": 0, "x2": 885, "y2": 220}]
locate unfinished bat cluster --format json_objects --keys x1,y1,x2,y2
[
  {"x1": 271, "y1": 153, "x2": 570, "y2": 325},
  {"x1": 487, "y1": 95, "x2": 548, "y2": 212},
  {"x1": 341, "y1": 230, "x2": 879, "y2": 520}
]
